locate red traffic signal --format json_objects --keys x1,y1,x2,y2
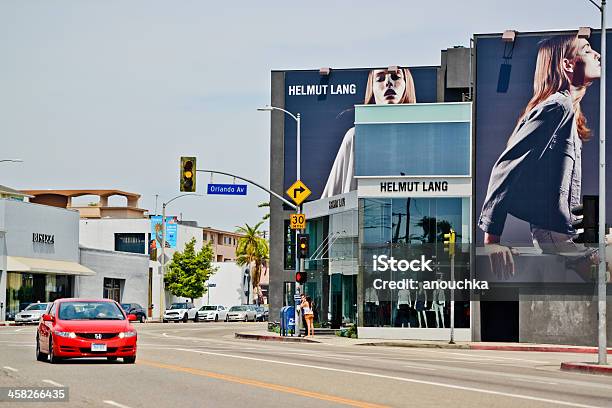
[{"x1": 295, "y1": 271, "x2": 308, "y2": 285}]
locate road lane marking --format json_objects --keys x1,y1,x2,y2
[
  {"x1": 403, "y1": 364, "x2": 437, "y2": 371},
  {"x1": 514, "y1": 378, "x2": 558, "y2": 385},
  {"x1": 42, "y1": 379, "x2": 64, "y2": 387},
  {"x1": 139, "y1": 359, "x2": 389, "y2": 408},
  {"x1": 104, "y1": 401, "x2": 133, "y2": 408},
  {"x1": 3, "y1": 366, "x2": 18, "y2": 372},
  {"x1": 420, "y1": 350, "x2": 548, "y2": 364},
  {"x1": 169, "y1": 348, "x2": 602, "y2": 408}
]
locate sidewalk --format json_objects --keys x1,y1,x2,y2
[{"x1": 235, "y1": 330, "x2": 612, "y2": 354}]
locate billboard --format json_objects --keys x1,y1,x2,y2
[
  {"x1": 151, "y1": 216, "x2": 178, "y2": 249},
  {"x1": 283, "y1": 67, "x2": 438, "y2": 199},
  {"x1": 475, "y1": 31, "x2": 612, "y2": 286}
]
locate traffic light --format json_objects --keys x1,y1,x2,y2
[
  {"x1": 180, "y1": 156, "x2": 196, "y2": 192},
  {"x1": 297, "y1": 234, "x2": 310, "y2": 259},
  {"x1": 443, "y1": 229, "x2": 456, "y2": 256},
  {"x1": 571, "y1": 195, "x2": 598, "y2": 245},
  {"x1": 295, "y1": 271, "x2": 308, "y2": 284}
]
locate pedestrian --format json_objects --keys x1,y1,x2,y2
[{"x1": 301, "y1": 295, "x2": 315, "y2": 337}]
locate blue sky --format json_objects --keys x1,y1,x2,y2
[{"x1": 0, "y1": 1, "x2": 603, "y2": 231}]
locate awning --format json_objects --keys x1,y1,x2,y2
[{"x1": 6, "y1": 256, "x2": 96, "y2": 276}]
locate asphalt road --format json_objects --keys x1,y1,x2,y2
[{"x1": 1, "y1": 322, "x2": 611, "y2": 408}]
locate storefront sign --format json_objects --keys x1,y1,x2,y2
[
  {"x1": 32, "y1": 233, "x2": 54, "y2": 244},
  {"x1": 328, "y1": 197, "x2": 346, "y2": 210},
  {"x1": 358, "y1": 177, "x2": 471, "y2": 198}
]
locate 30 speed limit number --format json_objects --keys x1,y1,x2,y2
[{"x1": 290, "y1": 214, "x2": 306, "y2": 229}]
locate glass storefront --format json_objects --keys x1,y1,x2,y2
[
  {"x1": 360, "y1": 197, "x2": 471, "y2": 329},
  {"x1": 5, "y1": 272, "x2": 72, "y2": 318}
]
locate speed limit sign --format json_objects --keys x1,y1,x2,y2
[{"x1": 290, "y1": 214, "x2": 306, "y2": 229}]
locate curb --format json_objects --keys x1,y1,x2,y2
[
  {"x1": 560, "y1": 362, "x2": 612, "y2": 376},
  {"x1": 235, "y1": 333, "x2": 319, "y2": 343},
  {"x1": 471, "y1": 345, "x2": 612, "y2": 354},
  {"x1": 357, "y1": 342, "x2": 469, "y2": 349}
]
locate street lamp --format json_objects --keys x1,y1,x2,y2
[
  {"x1": 585, "y1": 0, "x2": 608, "y2": 366},
  {"x1": 157, "y1": 193, "x2": 204, "y2": 321},
  {"x1": 258, "y1": 104, "x2": 304, "y2": 335}
]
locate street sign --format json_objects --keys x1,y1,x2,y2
[
  {"x1": 157, "y1": 253, "x2": 170, "y2": 265},
  {"x1": 207, "y1": 184, "x2": 248, "y2": 195},
  {"x1": 286, "y1": 180, "x2": 311, "y2": 206},
  {"x1": 207, "y1": 283, "x2": 217, "y2": 288},
  {"x1": 290, "y1": 213, "x2": 306, "y2": 229}
]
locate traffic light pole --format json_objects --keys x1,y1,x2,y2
[
  {"x1": 449, "y1": 253, "x2": 455, "y2": 345},
  {"x1": 598, "y1": 0, "x2": 608, "y2": 366}
]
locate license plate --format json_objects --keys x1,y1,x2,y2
[{"x1": 91, "y1": 343, "x2": 107, "y2": 352}]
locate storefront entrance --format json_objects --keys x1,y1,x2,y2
[{"x1": 5, "y1": 272, "x2": 73, "y2": 318}]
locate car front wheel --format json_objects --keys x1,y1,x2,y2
[
  {"x1": 194, "y1": 314, "x2": 199, "y2": 322},
  {"x1": 183, "y1": 314, "x2": 188, "y2": 323},
  {"x1": 215, "y1": 314, "x2": 218, "y2": 322},
  {"x1": 139, "y1": 315, "x2": 146, "y2": 323},
  {"x1": 48, "y1": 338, "x2": 60, "y2": 364}
]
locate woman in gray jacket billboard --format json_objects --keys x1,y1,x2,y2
[{"x1": 478, "y1": 35, "x2": 601, "y2": 278}]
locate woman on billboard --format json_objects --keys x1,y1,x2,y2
[
  {"x1": 320, "y1": 67, "x2": 416, "y2": 198},
  {"x1": 478, "y1": 35, "x2": 602, "y2": 278}
]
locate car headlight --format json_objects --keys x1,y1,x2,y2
[
  {"x1": 118, "y1": 331, "x2": 137, "y2": 339},
  {"x1": 55, "y1": 331, "x2": 76, "y2": 338}
]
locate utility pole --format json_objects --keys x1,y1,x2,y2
[
  {"x1": 157, "y1": 193, "x2": 204, "y2": 321},
  {"x1": 586, "y1": 0, "x2": 609, "y2": 365},
  {"x1": 598, "y1": 0, "x2": 608, "y2": 365}
]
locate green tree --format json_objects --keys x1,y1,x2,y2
[
  {"x1": 164, "y1": 238, "x2": 217, "y2": 302},
  {"x1": 258, "y1": 202, "x2": 270, "y2": 221},
  {"x1": 235, "y1": 221, "x2": 269, "y2": 304}
]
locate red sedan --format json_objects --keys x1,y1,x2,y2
[{"x1": 36, "y1": 298, "x2": 138, "y2": 364}]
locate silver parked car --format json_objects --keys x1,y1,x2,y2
[
  {"x1": 15, "y1": 302, "x2": 49, "y2": 324},
  {"x1": 196, "y1": 305, "x2": 228, "y2": 322},
  {"x1": 226, "y1": 305, "x2": 257, "y2": 322}
]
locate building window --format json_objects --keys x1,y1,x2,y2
[
  {"x1": 103, "y1": 278, "x2": 123, "y2": 302},
  {"x1": 355, "y1": 122, "x2": 470, "y2": 177},
  {"x1": 203, "y1": 232, "x2": 208, "y2": 241},
  {"x1": 114, "y1": 233, "x2": 146, "y2": 254}
]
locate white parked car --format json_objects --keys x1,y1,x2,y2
[
  {"x1": 163, "y1": 302, "x2": 198, "y2": 323},
  {"x1": 227, "y1": 305, "x2": 257, "y2": 322},
  {"x1": 15, "y1": 302, "x2": 49, "y2": 324},
  {"x1": 196, "y1": 305, "x2": 228, "y2": 322}
]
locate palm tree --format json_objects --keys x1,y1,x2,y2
[{"x1": 235, "y1": 221, "x2": 269, "y2": 304}]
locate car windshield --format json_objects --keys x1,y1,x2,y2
[
  {"x1": 230, "y1": 306, "x2": 246, "y2": 312},
  {"x1": 59, "y1": 301, "x2": 125, "y2": 320},
  {"x1": 170, "y1": 303, "x2": 188, "y2": 309},
  {"x1": 25, "y1": 303, "x2": 47, "y2": 311},
  {"x1": 200, "y1": 306, "x2": 216, "y2": 311}
]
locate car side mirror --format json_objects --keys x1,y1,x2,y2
[
  {"x1": 127, "y1": 314, "x2": 137, "y2": 321},
  {"x1": 42, "y1": 314, "x2": 54, "y2": 322}
]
